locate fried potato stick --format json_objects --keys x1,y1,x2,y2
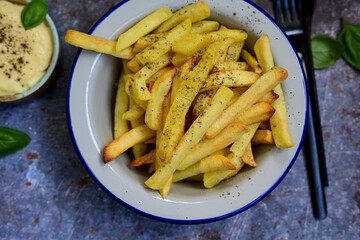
[
  {"x1": 129, "y1": 149, "x2": 156, "y2": 167},
  {"x1": 241, "y1": 49, "x2": 262, "y2": 74},
  {"x1": 129, "y1": 53, "x2": 172, "y2": 101},
  {"x1": 191, "y1": 20, "x2": 219, "y2": 34},
  {"x1": 254, "y1": 34, "x2": 294, "y2": 148},
  {"x1": 241, "y1": 143, "x2": 256, "y2": 167},
  {"x1": 123, "y1": 98, "x2": 145, "y2": 121},
  {"x1": 137, "y1": 18, "x2": 192, "y2": 65},
  {"x1": 230, "y1": 123, "x2": 260, "y2": 157},
  {"x1": 133, "y1": 33, "x2": 166, "y2": 53},
  {"x1": 252, "y1": 129, "x2": 275, "y2": 145},
  {"x1": 236, "y1": 102, "x2": 275, "y2": 126},
  {"x1": 225, "y1": 41, "x2": 244, "y2": 62},
  {"x1": 173, "y1": 29, "x2": 247, "y2": 56},
  {"x1": 173, "y1": 154, "x2": 235, "y2": 182},
  {"x1": 103, "y1": 125, "x2": 155, "y2": 163},
  {"x1": 212, "y1": 61, "x2": 249, "y2": 72},
  {"x1": 155, "y1": 1, "x2": 210, "y2": 33},
  {"x1": 145, "y1": 68, "x2": 176, "y2": 130},
  {"x1": 205, "y1": 66, "x2": 288, "y2": 139},
  {"x1": 200, "y1": 70, "x2": 260, "y2": 92},
  {"x1": 114, "y1": 70, "x2": 129, "y2": 139},
  {"x1": 65, "y1": 30, "x2": 135, "y2": 59},
  {"x1": 116, "y1": 7, "x2": 173, "y2": 51},
  {"x1": 177, "y1": 123, "x2": 246, "y2": 170},
  {"x1": 203, "y1": 153, "x2": 244, "y2": 188},
  {"x1": 145, "y1": 86, "x2": 234, "y2": 190},
  {"x1": 157, "y1": 38, "x2": 235, "y2": 163}
]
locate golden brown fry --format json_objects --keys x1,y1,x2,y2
[
  {"x1": 236, "y1": 102, "x2": 275, "y2": 126},
  {"x1": 126, "y1": 57, "x2": 143, "y2": 73},
  {"x1": 200, "y1": 70, "x2": 260, "y2": 92},
  {"x1": 129, "y1": 105, "x2": 148, "y2": 159},
  {"x1": 259, "y1": 120, "x2": 271, "y2": 130},
  {"x1": 157, "y1": 38, "x2": 235, "y2": 163},
  {"x1": 173, "y1": 29, "x2": 247, "y2": 56},
  {"x1": 205, "y1": 66, "x2": 288, "y2": 139},
  {"x1": 114, "y1": 70, "x2": 129, "y2": 139},
  {"x1": 254, "y1": 34, "x2": 274, "y2": 73},
  {"x1": 129, "y1": 149, "x2": 156, "y2": 167},
  {"x1": 171, "y1": 57, "x2": 197, "y2": 103},
  {"x1": 225, "y1": 41, "x2": 244, "y2": 62},
  {"x1": 123, "y1": 98, "x2": 145, "y2": 121},
  {"x1": 270, "y1": 84, "x2": 294, "y2": 148},
  {"x1": 212, "y1": 61, "x2": 249, "y2": 72},
  {"x1": 155, "y1": 1, "x2": 210, "y2": 33},
  {"x1": 155, "y1": 93, "x2": 172, "y2": 170},
  {"x1": 159, "y1": 176, "x2": 173, "y2": 198},
  {"x1": 145, "y1": 86, "x2": 234, "y2": 189},
  {"x1": 116, "y1": 7, "x2": 173, "y2": 51},
  {"x1": 137, "y1": 18, "x2": 192, "y2": 65},
  {"x1": 133, "y1": 33, "x2": 166, "y2": 53},
  {"x1": 177, "y1": 123, "x2": 246, "y2": 170},
  {"x1": 203, "y1": 153, "x2": 244, "y2": 188},
  {"x1": 103, "y1": 125, "x2": 155, "y2": 163},
  {"x1": 230, "y1": 123, "x2": 260, "y2": 157},
  {"x1": 173, "y1": 154, "x2": 235, "y2": 182},
  {"x1": 241, "y1": 143, "x2": 256, "y2": 167},
  {"x1": 253, "y1": 35, "x2": 293, "y2": 148},
  {"x1": 241, "y1": 49, "x2": 262, "y2": 74},
  {"x1": 145, "y1": 68, "x2": 176, "y2": 130},
  {"x1": 257, "y1": 90, "x2": 279, "y2": 105},
  {"x1": 192, "y1": 89, "x2": 217, "y2": 116},
  {"x1": 191, "y1": 20, "x2": 219, "y2": 34},
  {"x1": 252, "y1": 129, "x2": 275, "y2": 145},
  {"x1": 130, "y1": 53, "x2": 172, "y2": 101},
  {"x1": 171, "y1": 49, "x2": 204, "y2": 67},
  {"x1": 65, "y1": 30, "x2": 135, "y2": 59}
]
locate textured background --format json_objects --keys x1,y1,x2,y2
[{"x1": 0, "y1": 0, "x2": 359, "y2": 239}]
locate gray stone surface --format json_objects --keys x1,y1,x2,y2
[{"x1": 0, "y1": 0, "x2": 359, "y2": 239}]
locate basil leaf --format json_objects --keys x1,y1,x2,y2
[
  {"x1": 311, "y1": 34, "x2": 344, "y2": 69},
  {"x1": 337, "y1": 18, "x2": 360, "y2": 71},
  {"x1": 0, "y1": 127, "x2": 31, "y2": 156},
  {"x1": 21, "y1": 0, "x2": 48, "y2": 30}
]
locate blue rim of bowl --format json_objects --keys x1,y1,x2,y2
[
  {"x1": 67, "y1": 0, "x2": 309, "y2": 224},
  {"x1": 1, "y1": 14, "x2": 60, "y2": 102}
]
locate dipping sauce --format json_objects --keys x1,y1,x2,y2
[{"x1": 0, "y1": 0, "x2": 53, "y2": 97}]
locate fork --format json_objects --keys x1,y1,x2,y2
[{"x1": 274, "y1": 0, "x2": 327, "y2": 219}]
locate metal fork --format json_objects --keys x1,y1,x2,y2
[{"x1": 274, "y1": 0, "x2": 327, "y2": 219}]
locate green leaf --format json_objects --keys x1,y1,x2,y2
[
  {"x1": 337, "y1": 18, "x2": 360, "y2": 71},
  {"x1": 0, "y1": 127, "x2": 31, "y2": 156},
  {"x1": 311, "y1": 34, "x2": 344, "y2": 69},
  {"x1": 21, "y1": 0, "x2": 48, "y2": 30}
]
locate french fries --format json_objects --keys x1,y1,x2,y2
[
  {"x1": 103, "y1": 125, "x2": 155, "y2": 163},
  {"x1": 66, "y1": 2, "x2": 296, "y2": 198},
  {"x1": 65, "y1": 30, "x2": 135, "y2": 59},
  {"x1": 157, "y1": 38, "x2": 235, "y2": 164},
  {"x1": 154, "y1": 1, "x2": 210, "y2": 33},
  {"x1": 200, "y1": 70, "x2": 260, "y2": 92},
  {"x1": 116, "y1": 7, "x2": 173, "y2": 51},
  {"x1": 114, "y1": 69, "x2": 129, "y2": 139},
  {"x1": 254, "y1": 34, "x2": 294, "y2": 148},
  {"x1": 136, "y1": 18, "x2": 192, "y2": 65},
  {"x1": 205, "y1": 66, "x2": 288, "y2": 139},
  {"x1": 145, "y1": 86, "x2": 234, "y2": 189},
  {"x1": 145, "y1": 68, "x2": 176, "y2": 130}
]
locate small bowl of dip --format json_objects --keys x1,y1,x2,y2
[{"x1": 0, "y1": 0, "x2": 60, "y2": 104}]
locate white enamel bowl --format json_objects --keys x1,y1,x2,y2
[{"x1": 67, "y1": 0, "x2": 308, "y2": 223}]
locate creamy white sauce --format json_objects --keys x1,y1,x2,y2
[{"x1": 0, "y1": 0, "x2": 53, "y2": 96}]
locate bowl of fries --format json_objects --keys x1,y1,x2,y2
[{"x1": 67, "y1": 0, "x2": 307, "y2": 223}]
